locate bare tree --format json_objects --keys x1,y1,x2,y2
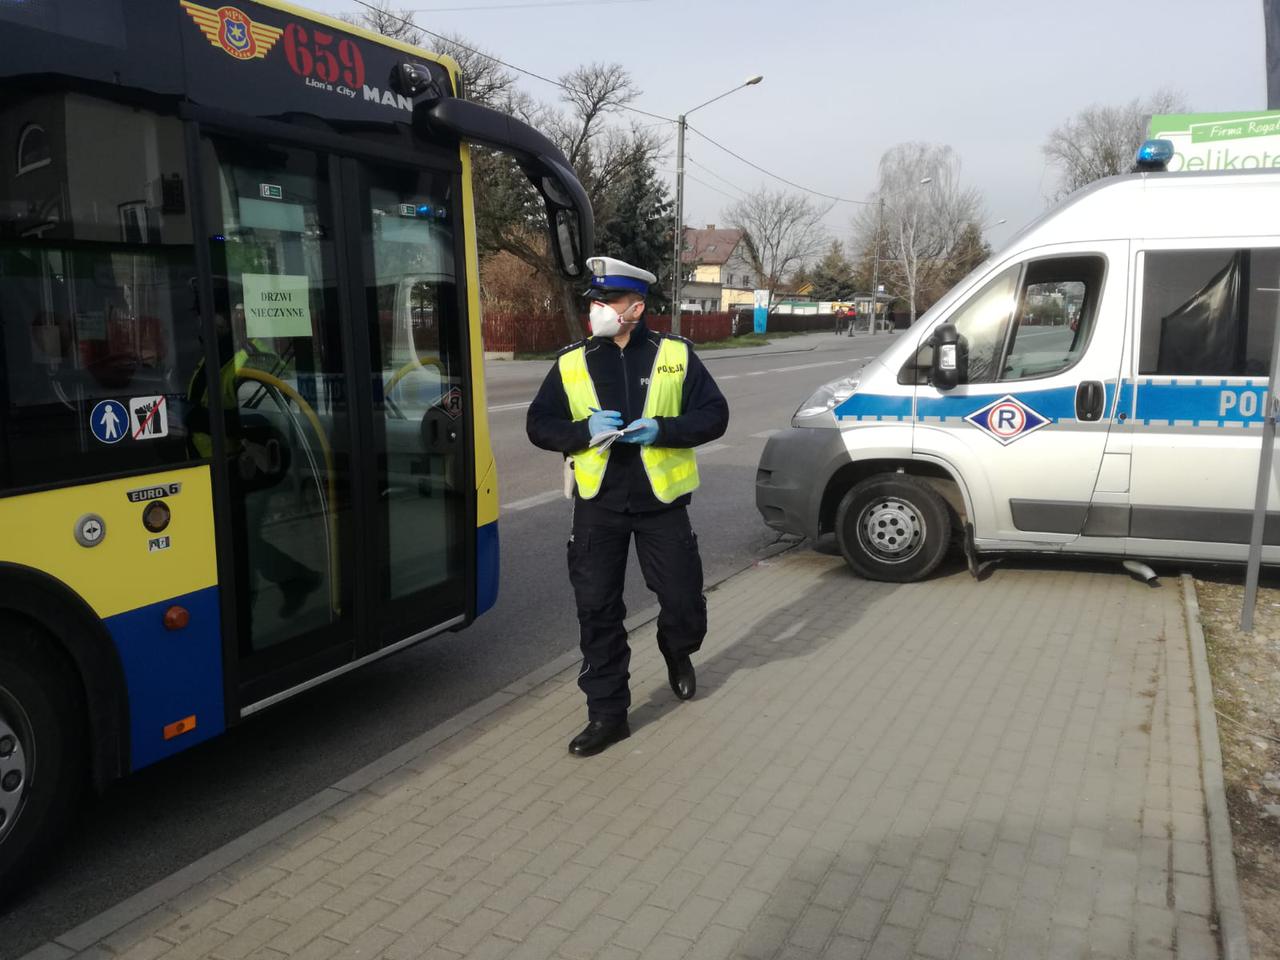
[
  {"x1": 342, "y1": 5, "x2": 523, "y2": 109},
  {"x1": 335, "y1": 9, "x2": 664, "y2": 341},
  {"x1": 424, "y1": 31, "x2": 520, "y2": 107},
  {"x1": 476, "y1": 64, "x2": 667, "y2": 340},
  {"x1": 1042, "y1": 88, "x2": 1188, "y2": 199},
  {"x1": 340, "y1": 0, "x2": 423, "y2": 46},
  {"x1": 725, "y1": 189, "x2": 826, "y2": 312},
  {"x1": 854, "y1": 142, "x2": 982, "y2": 324}
]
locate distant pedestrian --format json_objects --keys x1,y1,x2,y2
[{"x1": 526, "y1": 256, "x2": 729, "y2": 758}]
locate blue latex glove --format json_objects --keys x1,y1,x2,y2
[
  {"x1": 618, "y1": 418, "x2": 659, "y2": 445},
  {"x1": 588, "y1": 407, "x2": 624, "y2": 435}
]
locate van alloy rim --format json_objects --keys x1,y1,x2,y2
[
  {"x1": 858, "y1": 497, "x2": 925, "y2": 563},
  {"x1": 0, "y1": 688, "x2": 30, "y2": 844}
]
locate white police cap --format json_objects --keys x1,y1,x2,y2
[{"x1": 584, "y1": 256, "x2": 657, "y2": 297}]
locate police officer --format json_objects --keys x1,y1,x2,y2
[{"x1": 527, "y1": 256, "x2": 729, "y2": 757}]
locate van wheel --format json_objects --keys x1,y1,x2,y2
[
  {"x1": 0, "y1": 618, "x2": 85, "y2": 900},
  {"x1": 835, "y1": 475, "x2": 952, "y2": 582}
]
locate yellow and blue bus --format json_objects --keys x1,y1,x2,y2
[{"x1": 0, "y1": 0, "x2": 591, "y2": 893}]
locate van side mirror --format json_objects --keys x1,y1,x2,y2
[{"x1": 931, "y1": 322, "x2": 960, "y2": 390}]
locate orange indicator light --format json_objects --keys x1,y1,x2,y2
[{"x1": 163, "y1": 715, "x2": 197, "y2": 740}]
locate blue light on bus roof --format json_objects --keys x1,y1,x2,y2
[{"x1": 1134, "y1": 138, "x2": 1174, "y2": 171}]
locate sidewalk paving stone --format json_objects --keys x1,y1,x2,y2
[{"x1": 37, "y1": 549, "x2": 1220, "y2": 960}]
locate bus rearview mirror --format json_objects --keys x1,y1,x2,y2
[{"x1": 553, "y1": 210, "x2": 582, "y2": 278}]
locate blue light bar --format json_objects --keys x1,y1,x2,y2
[{"x1": 1134, "y1": 139, "x2": 1175, "y2": 171}]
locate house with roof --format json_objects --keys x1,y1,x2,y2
[{"x1": 681, "y1": 225, "x2": 758, "y2": 313}]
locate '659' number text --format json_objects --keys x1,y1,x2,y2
[{"x1": 283, "y1": 22, "x2": 365, "y2": 90}]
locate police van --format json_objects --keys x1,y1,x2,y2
[{"x1": 756, "y1": 142, "x2": 1280, "y2": 582}]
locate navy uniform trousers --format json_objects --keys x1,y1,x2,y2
[{"x1": 567, "y1": 497, "x2": 707, "y2": 720}]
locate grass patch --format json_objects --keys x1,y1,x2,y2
[
  {"x1": 1195, "y1": 577, "x2": 1280, "y2": 959},
  {"x1": 512, "y1": 350, "x2": 559, "y2": 361},
  {"x1": 696, "y1": 331, "x2": 809, "y2": 350}
]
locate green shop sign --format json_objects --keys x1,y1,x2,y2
[{"x1": 1149, "y1": 111, "x2": 1280, "y2": 171}]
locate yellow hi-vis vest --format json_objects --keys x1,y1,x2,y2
[{"x1": 558, "y1": 337, "x2": 700, "y2": 503}]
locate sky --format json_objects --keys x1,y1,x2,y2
[{"x1": 307, "y1": 0, "x2": 1265, "y2": 253}]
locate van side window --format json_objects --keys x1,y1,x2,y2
[
  {"x1": 1001, "y1": 256, "x2": 1104, "y2": 381},
  {"x1": 1139, "y1": 249, "x2": 1280, "y2": 376},
  {"x1": 899, "y1": 255, "x2": 1104, "y2": 386}
]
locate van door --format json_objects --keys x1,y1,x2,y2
[
  {"x1": 1125, "y1": 243, "x2": 1280, "y2": 562},
  {"x1": 911, "y1": 243, "x2": 1128, "y2": 547}
]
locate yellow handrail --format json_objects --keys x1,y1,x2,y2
[
  {"x1": 235, "y1": 368, "x2": 341, "y2": 617},
  {"x1": 383, "y1": 354, "x2": 444, "y2": 398}
]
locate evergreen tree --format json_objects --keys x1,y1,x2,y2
[
  {"x1": 597, "y1": 153, "x2": 675, "y2": 313},
  {"x1": 809, "y1": 240, "x2": 858, "y2": 300}
]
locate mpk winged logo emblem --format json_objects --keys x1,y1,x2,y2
[{"x1": 181, "y1": 2, "x2": 283, "y2": 60}]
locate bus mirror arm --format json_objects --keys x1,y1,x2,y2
[{"x1": 415, "y1": 96, "x2": 594, "y2": 281}]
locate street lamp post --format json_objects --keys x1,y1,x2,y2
[
  {"x1": 671, "y1": 75, "x2": 763, "y2": 336},
  {"x1": 869, "y1": 196, "x2": 884, "y2": 334}
]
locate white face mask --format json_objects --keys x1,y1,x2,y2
[{"x1": 589, "y1": 300, "x2": 635, "y2": 338}]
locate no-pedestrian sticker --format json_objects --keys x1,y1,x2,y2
[
  {"x1": 90, "y1": 399, "x2": 128, "y2": 444},
  {"x1": 129, "y1": 396, "x2": 169, "y2": 440}
]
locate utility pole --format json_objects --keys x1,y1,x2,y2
[
  {"x1": 869, "y1": 196, "x2": 883, "y2": 334},
  {"x1": 672, "y1": 114, "x2": 687, "y2": 337},
  {"x1": 669, "y1": 76, "x2": 763, "y2": 339}
]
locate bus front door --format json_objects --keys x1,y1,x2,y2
[
  {"x1": 355, "y1": 159, "x2": 470, "y2": 649},
  {"x1": 200, "y1": 139, "x2": 470, "y2": 708}
]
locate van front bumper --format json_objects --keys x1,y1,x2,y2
[{"x1": 755, "y1": 426, "x2": 849, "y2": 540}]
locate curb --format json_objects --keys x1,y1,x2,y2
[
  {"x1": 18, "y1": 537, "x2": 804, "y2": 960},
  {"x1": 1180, "y1": 573, "x2": 1252, "y2": 960}
]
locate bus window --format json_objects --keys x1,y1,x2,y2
[
  {"x1": 200, "y1": 138, "x2": 352, "y2": 654},
  {"x1": 0, "y1": 95, "x2": 200, "y2": 492}
]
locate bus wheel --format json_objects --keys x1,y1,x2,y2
[
  {"x1": 835, "y1": 475, "x2": 951, "y2": 583},
  {"x1": 0, "y1": 618, "x2": 85, "y2": 900}
]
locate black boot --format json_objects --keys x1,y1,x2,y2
[
  {"x1": 664, "y1": 653, "x2": 696, "y2": 701},
  {"x1": 569, "y1": 718, "x2": 630, "y2": 757}
]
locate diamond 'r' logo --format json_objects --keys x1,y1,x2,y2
[{"x1": 964, "y1": 394, "x2": 1050, "y2": 446}]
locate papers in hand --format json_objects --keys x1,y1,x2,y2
[{"x1": 589, "y1": 422, "x2": 644, "y2": 451}]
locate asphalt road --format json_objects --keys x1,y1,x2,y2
[{"x1": 4, "y1": 329, "x2": 898, "y2": 958}]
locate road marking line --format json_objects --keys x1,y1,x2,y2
[
  {"x1": 724, "y1": 359, "x2": 854, "y2": 381},
  {"x1": 751, "y1": 429, "x2": 780, "y2": 439},
  {"x1": 766, "y1": 359, "x2": 853, "y2": 374},
  {"x1": 491, "y1": 358, "x2": 859, "y2": 409},
  {"x1": 502, "y1": 490, "x2": 562, "y2": 512},
  {"x1": 698, "y1": 443, "x2": 730, "y2": 455}
]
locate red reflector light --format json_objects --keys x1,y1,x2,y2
[
  {"x1": 163, "y1": 606, "x2": 190, "y2": 630},
  {"x1": 163, "y1": 715, "x2": 196, "y2": 740}
]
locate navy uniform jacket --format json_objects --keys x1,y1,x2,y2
[{"x1": 526, "y1": 320, "x2": 729, "y2": 512}]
